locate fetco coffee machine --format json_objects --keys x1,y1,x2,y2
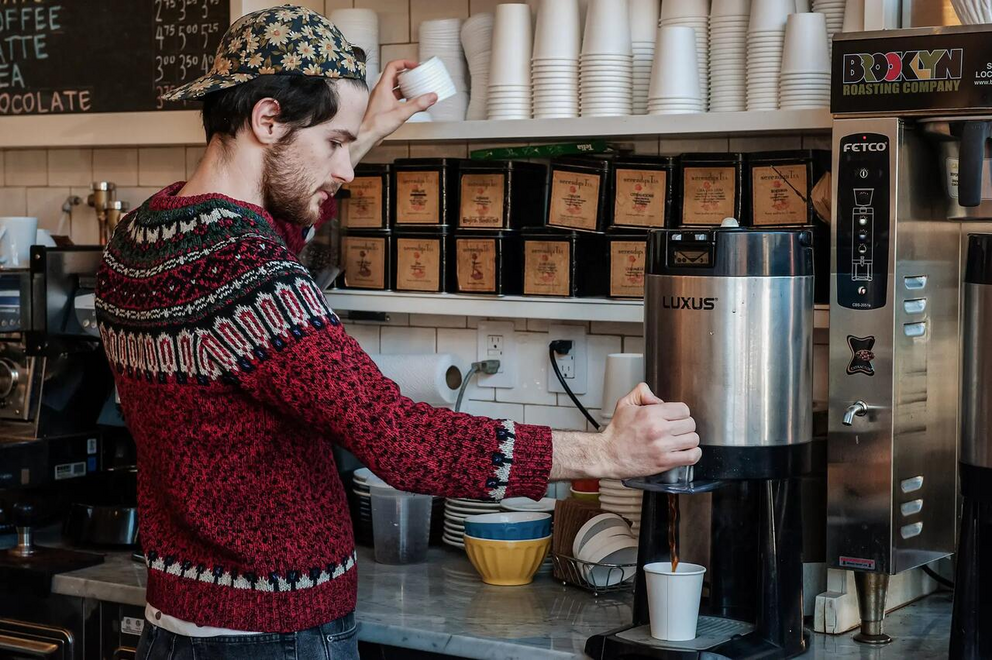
[
  {"x1": 828, "y1": 25, "x2": 992, "y2": 646},
  {"x1": 587, "y1": 227, "x2": 813, "y2": 659}
]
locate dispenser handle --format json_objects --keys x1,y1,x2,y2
[{"x1": 959, "y1": 120, "x2": 990, "y2": 207}]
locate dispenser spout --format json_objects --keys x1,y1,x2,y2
[{"x1": 843, "y1": 400, "x2": 869, "y2": 426}]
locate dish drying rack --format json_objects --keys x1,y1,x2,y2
[{"x1": 551, "y1": 552, "x2": 636, "y2": 596}]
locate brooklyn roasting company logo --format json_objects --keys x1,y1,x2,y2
[
  {"x1": 661, "y1": 296, "x2": 717, "y2": 311},
  {"x1": 842, "y1": 48, "x2": 963, "y2": 96}
]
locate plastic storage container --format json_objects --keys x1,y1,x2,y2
[{"x1": 369, "y1": 476, "x2": 432, "y2": 564}]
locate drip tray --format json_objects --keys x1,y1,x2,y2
[{"x1": 615, "y1": 617, "x2": 755, "y2": 651}]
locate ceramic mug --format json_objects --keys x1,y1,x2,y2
[{"x1": 0, "y1": 217, "x2": 39, "y2": 268}]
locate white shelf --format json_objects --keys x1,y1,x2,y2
[
  {"x1": 326, "y1": 290, "x2": 831, "y2": 327},
  {"x1": 0, "y1": 109, "x2": 831, "y2": 148}
]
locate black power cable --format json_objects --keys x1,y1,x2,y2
[
  {"x1": 548, "y1": 340, "x2": 601, "y2": 431},
  {"x1": 922, "y1": 564, "x2": 954, "y2": 591}
]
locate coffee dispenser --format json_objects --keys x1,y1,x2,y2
[
  {"x1": 587, "y1": 226, "x2": 813, "y2": 659},
  {"x1": 825, "y1": 25, "x2": 992, "y2": 646}
]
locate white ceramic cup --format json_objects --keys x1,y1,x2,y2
[
  {"x1": 629, "y1": 0, "x2": 661, "y2": 42},
  {"x1": 748, "y1": 0, "x2": 794, "y2": 32},
  {"x1": 490, "y1": 3, "x2": 533, "y2": 86},
  {"x1": 398, "y1": 58, "x2": 457, "y2": 101},
  {"x1": 648, "y1": 26, "x2": 701, "y2": 104},
  {"x1": 582, "y1": 0, "x2": 632, "y2": 55},
  {"x1": 533, "y1": 0, "x2": 581, "y2": 60},
  {"x1": 781, "y1": 13, "x2": 829, "y2": 74},
  {"x1": 644, "y1": 561, "x2": 707, "y2": 642},
  {"x1": 0, "y1": 217, "x2": 38, "y2": 268}
]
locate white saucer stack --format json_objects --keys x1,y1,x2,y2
[
  {"x1": 329, "y1": 9, "x2": 380, "y2": 87},
  {"x1": 598, "y1": 479, "x2": 642, "y2": 536},
  {"x1": 747, "y1": 0, "x2": 792, "y2": 110},
  {"x1": 629, "y1": 0, "x2": 660, "y2": 115},
  {"x1": 444, "y1": 498, "x2": 501, "y2": 549},
  {"x1": 779, "y1": 12, "x2": 831, "y2": 109},
  {"x1": 489, "y1": 3, "x2": 533, "y2": 120},
  {"x1": 709, "y1": 0, "x2": 750, "y2": 112},
  {"x1": 461, "y1": 13, "x2": 494, "y2": 121},
  {"x1": 532, "y1": 0, "x2": 581, "y2": 119},
  {"x1": 659, "y1": 0, "x2": 710, "y2": 111},
  {"x1": 812, "y1": 0, "x2": 847, "y2": 53},
  {"x1": 580, "y1": 0, "x2": 633, "y2": 117},
  {"x1": 419, "y1": 18, "x2": 469, "y2": 122}
]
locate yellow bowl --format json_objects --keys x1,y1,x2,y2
[{"x1": 463, "y1": 535, "x2": 552, "y2": 586}]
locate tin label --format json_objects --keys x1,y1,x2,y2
[
  {"x1": 122, "y1": 617, "x2": 145, "y2": 636},
  {"x1": 396, "y1": 238, "x2": 441, "y2": 292},
  {"x1": 839, "y1": 556, "x2": 877, "y2": 571},
  {"x1": 682, "y1": 166, "x2": 736, "y2": 225},
  {"x1": 946, "y1": 158, "x2": 992, "y2": 201},
  {"x1": 54, "y1": 462, "x2": 86, "y2": 480},
  {"x1": 342, "y1": 176, "x2": 384, "y2": 228},
  {"x1": 456, "y1": 238, "x2": 497, "y2": 293},
  {"x1": 549, "y1": 170, "x2": 601, "y2": 231},
  {"x1": 610, "y1": 241, "x2": 647, "y2": 298},
  {"x1": 524, "y1": 240, "x2": 571, "y2": 296},
  {"x1": 396, "y1": 171, "x2": 440, "y2": 224},
  {"x1": 459, "y1": 174, "x2": 506, "y2": 228},
  {"x1": 343, "y1": 236, "x2": 386, "y2": 289},
  {"x1": 751, "y1": 164, "x2": 808, "y2": 226},
  {"x1": 614, "y1": 169, "x2": 666, "y2": 227}
]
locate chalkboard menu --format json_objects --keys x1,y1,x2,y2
[{"x1": 0, "y1": 0, "x2": 230, "y2": 116}]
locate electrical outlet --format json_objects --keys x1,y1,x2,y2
[
  {"x1": 477, "y1": 322, "x2": 516, "y2": 389},
  {"x1": 548, "y1": 325, "x2": 587, "y2": 395}
]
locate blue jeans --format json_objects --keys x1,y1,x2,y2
[{"x1": 135, "y1": 613, "x2": 359, "y2": 660}]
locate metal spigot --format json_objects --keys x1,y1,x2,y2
[{"x1": 843, "y1": 400, "x2": 869, "y2": 426}]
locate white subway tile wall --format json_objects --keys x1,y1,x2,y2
[
  {"x1": 93, "y1": 149, "x2": 139, "y2": 186},
  {"x1": 138, "y1": 148, "x2": 186, "y2": 187}
]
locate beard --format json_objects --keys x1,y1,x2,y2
[{"x1": 261, "y1": 133, "x2": 322, "y2": 227}]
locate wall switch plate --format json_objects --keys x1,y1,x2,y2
[
  {"x1": 548, "y1": 325, "x2": 587, "y2": 395},
  {"x1": 477, "y1": 322, "x2": 516, "y2": 389}
]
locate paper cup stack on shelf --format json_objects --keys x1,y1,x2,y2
[
  {"x1": 580, "y1": 0, "x2": 633, "y2": 117},
  {"x1": 951, "y1": 0, "x2": 992, "y2": 23},
  {"x1": 647, "y1": 26, "x2": 703, "y2": 115},
  {"x1": 461, "y1": 13, "x2": 494, "y2": 121},
  {"x1": 658, "y1": 0, "x2": 710, "y2": 112},
  {"x1": 779, "y1": 12, "x2": 830, "y2": 109},
  {"x1": 329, "y1": 9, "x2": 380, "y2": 87},
  {"x1": 812, "y1": 0, "x2": 846, "y2": 54},
  {"x1": 419, "y1": 18, "x2": 470, "y2": 122},
  {"x1": 489, "y1": 3, "x2": 534, "y2": 120},
  {"x1": 842, "y1": 0, "x2": 864, "y2": 31},
  {"x1": 747, "y1": 0, "x2": 792, "y2": 111},
  {"x1": 629, "y1": 0, "x2": 660, "y2": 115},
  {"x1": 532, "y1": 0, "x2": 582, "y2": 119},
  {"x1": 709, "y1": 0, "x2": 751, "y2": 112}
]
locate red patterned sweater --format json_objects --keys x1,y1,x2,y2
[{"x1": 94, "y1": 183, "x2": 554, "y2": 632}]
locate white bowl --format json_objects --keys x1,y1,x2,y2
[{"x1": 578, "y1": 535, "x2": 639, "y2": 587}]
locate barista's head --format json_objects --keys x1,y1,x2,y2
[{"x1": 164, "y1": 5, "x2": 369, "y2": 226}]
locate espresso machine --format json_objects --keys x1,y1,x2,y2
[
  {"x1": 827, "y1": 25, "x2": 992, "y2": 645},
  {"x1": 587, "y1": 226, "x2": 814, "y2": 659}
]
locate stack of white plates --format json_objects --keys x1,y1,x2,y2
[
  {"x1": 709, "y1": 0, "x2": 750, "y2": 112},
  {"x1": 599, "y1": 479, "x2": 642, "y2": 535},
  {"x1": 532, "y1": 0, "x2": 581, "y2": 119},
  {"x1": 779, "y1": 12, "x2": 831, "y2": 109},
  {"x1": 461, "y1": 13, "x2": 494, "y2": 121},
  {"x1": 659, "y1": 0, "x2": 710, "y2": 111},
  {"x1": 812, "y1": 0, "x2": 846, "y2": 54},
  {"x1": 488, "y1": 3, "x2": 533, "y2": 120},
  {"x1": 329, "y1": 9, "x2": 380, "y2": 87},
  {"x1": 352, "y1": 468, "x2": 374, "y2": 533},
  {"x1": 419, "y1": 18, "x2": 469, "y2": 122},
  {"x1": 500, "y1": 497, "x2": 557, "y2": 513},
  {"x1": 629, "y1": 0, "x2": 660, "y2": 115},
  {"x1": 580, "y1": 0, "x2": 633, "y2": 117},
  {"x1": 444, "y1": 498, "x2": 501, "y2": 548},
  {"x1": 747, "y1": 0, "x2": 792, "y2": 110}
]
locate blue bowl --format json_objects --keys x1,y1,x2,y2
[{"x1": 463, "y1": 512, "x2": 552, "y2": 541}]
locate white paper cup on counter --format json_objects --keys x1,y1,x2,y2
[
  {"x1": 644, "y1": 561, "x2": 707, "y2": 642},
  {"x1": 398, "y1": 57, "x2": 457, "y2": 102},
  {"x1": 0, "y1": 216, "x2": 38, "y2": 269}
]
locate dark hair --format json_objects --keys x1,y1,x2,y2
[{"x1": 201, "y1": 47, "x2": 368, "y2": 142}]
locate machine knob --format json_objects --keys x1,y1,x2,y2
[
  {"x1": 11, "y1": 501, "x2": 37, "y2": 528},
  {"x1": 843, "y1": 401, "x2": 869, "y2": 426},
  {"x1": 0, "y1": 359, "x2": 19, "y2": 400}
]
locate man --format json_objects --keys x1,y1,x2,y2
[{"x1": 95, "y1": 6, "x2": 700, "y2": 659}]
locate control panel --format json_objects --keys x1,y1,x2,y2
[{"x1": 837, "y1": 133, "x2": 891, "y2": 310}]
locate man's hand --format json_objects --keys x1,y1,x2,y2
[
  {"x1": 549, "y1": 383, "x2": 700, "y2": 481},
  {"x1": 350, "y1": 60, "x2": 438, "y2": 164}
]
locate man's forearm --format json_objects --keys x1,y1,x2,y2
[
  {"x1": 549, "y1": 430, "x2": 609, "y2": 481},
  {"x1": 349, "y1": 126, "x2": 380, "y2": 167}
]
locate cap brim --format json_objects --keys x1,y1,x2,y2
[{"x1": 161, "y1": 73, "x2": 253, "y2": 102}]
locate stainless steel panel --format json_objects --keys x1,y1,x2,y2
[
  {"x1": 646, "y1": 274, "x2": 813, "y2": 448},
  {"x1": 962, "y1": 282, "x2": 992, "y2": 468}
]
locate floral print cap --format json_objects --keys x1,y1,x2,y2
[{"x1": 162, "y1": 4, "x2": 366, "y2": 102}]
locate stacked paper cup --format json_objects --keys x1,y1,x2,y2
[
  {"x1": 747, "y1": 0, "x2": 792, "y2": 110},
  {"x1": 329, "y1": 9, "x2": 380, "y2": 87},
  {"x1": 489, "y1": 4, "x2": 533, "y2": 120},
  {"x1": 659, "y1": 0, "x2": 709, "y2": 112},
  {"x1": 629, "y1": 0, "x2": 660, "y2": 115},
  {"x1": 842, "y1": 0, "x2": 864, "y2": 32},
  {"x1": 580, "y1": 0, "x2": 633, "y2": 117},
  {"x1": 813, "y1": 0, "x2": 846, "y2": 53},
  {"x1": 709, "y1": 0, "x2": 750, "y2": 112},
  {"x1": 420, "y1": 19, "x2": 469, "y2": 122},
  {"x1": 780, "y1": 13, "x2": 830, "y2": 109},
  {"x1": 532, "y1": 0, "x2": 581, "y2": 119},
  {"x1": 647, "y1": 26, "x2": 703, "y2": 114},
  {"x1": 462, "y1": 13, "x2": 494, "y2": 120}
]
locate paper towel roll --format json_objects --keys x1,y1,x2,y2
[{"x1": 370, "y1": 354, "x2": 464, "y2": 406}]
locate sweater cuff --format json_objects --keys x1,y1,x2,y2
[{"x1": 503, "y1": 422, "x2": 553, "y2": 501}]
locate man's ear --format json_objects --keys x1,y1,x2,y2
[{"x1": 250, "y1": 97, "x2": 290, "y2": 145}]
